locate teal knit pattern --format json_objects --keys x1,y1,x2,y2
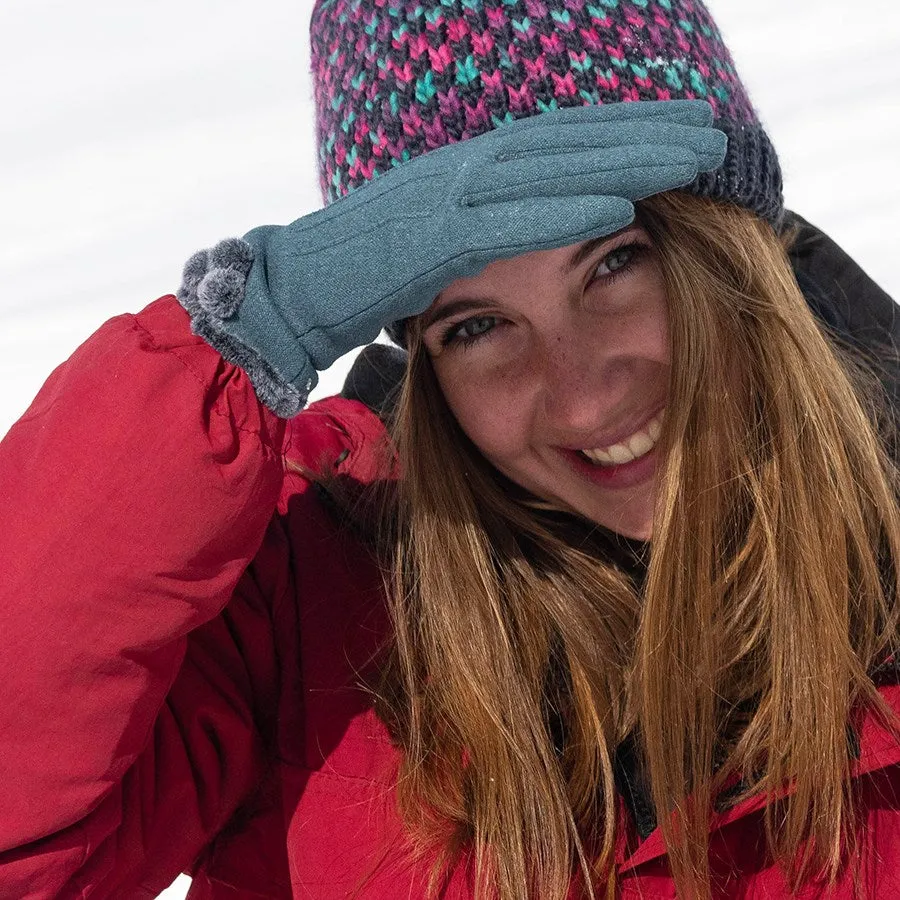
[{"x1": 309, "y1": 0, "x2": 783, "y2": 224}]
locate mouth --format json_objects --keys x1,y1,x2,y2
[
  {"x1": 576, "y1": 407, "x2": 665, "y2": 468},
  {"x1": 556, "y1": 407, "x2": 665, "y2": 491}
]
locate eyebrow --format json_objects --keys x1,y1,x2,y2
[
  {"x1": 422, "y1": 226, "x2": 640, "y2": 331},
  {"x1": 564, "y1": 232, "x2": 621, "y2": 274}
]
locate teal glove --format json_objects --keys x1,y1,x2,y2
[{"x1": 177, "y1": 99, "x2": 727, "y2": 417}]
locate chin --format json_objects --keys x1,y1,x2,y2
[{"x1": 589, "y1": 510, "x2": 653, "y2": 541}]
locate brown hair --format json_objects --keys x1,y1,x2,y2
[{"x1": 291, "y1": 192, "x2": 900, "y2": 898}]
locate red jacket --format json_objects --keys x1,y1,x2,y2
[{"x1": 2, "y1": 238, "x2": 900, "y2": 898}]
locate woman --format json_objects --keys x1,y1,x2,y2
[{"x1": 1, "y1": 1, "x2": 899, "y2": 899}]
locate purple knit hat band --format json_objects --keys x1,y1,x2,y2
[{"x1": 309, "y1": 0, "x2": 784, "y2": 226}]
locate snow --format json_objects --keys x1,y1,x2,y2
[{"x1": 0, "y1": 1, "x2": 896, "y2": 897}]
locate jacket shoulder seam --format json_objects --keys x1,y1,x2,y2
[{"x1": 128, "y1": 313, "x2": 274, "y2": 442}]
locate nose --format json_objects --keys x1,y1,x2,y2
[{"x1": 538, "y1": 326, "x2": 627, "y2": 437}]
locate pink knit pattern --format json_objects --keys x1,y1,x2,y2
[{"x1": 309, "y1": 0, "x2": 782, "y2": 223}]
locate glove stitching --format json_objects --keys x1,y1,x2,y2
[
  {"x1": 463, "y1": 159, "x2": 695, "y2": 205},
  {"x1": 282, "y1": 168, "x2": 453, "y2": 236}
]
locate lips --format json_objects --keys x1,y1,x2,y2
[
  {"x1": 559, "y1": 403, "x2": 667, "y2": 454},
  {"x1": 558, "y1": 441, "x2": 660, "y2": 490},
  {"x1": 580, "y1": 407, "x2": 664, "y2": 466},
  {"x1": 553, "y1": 404, "x2": 666, "y2": 491}
]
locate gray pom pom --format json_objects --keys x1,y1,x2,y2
[
  {"x1": 177, "y1": 239, "x2": 254, "y2": 320},
  {"x1": 209, "y1": 237, "x2": 254, "y2": 276},
  {"x1": 181, "y1": 249, "x2": 210, "y2": 287},
  {"x1": 176, "y1": 250, "x2": 212, "y2": 316},
  {"x1": 197, "y1": 267, "x2": 247, "y2": 319}
]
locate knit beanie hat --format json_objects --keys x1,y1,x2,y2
[{"x1": 308, "y1": 0, "x2": 784, "y2": 340}]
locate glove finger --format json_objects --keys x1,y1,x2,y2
[
  {"x1": 462, "y1": 144, "x2": 700, "y2": 207},
  {"x1": 459, "y1": 194, "x2": 635, "y2": 255},
  {"x1": 307, "y1": 104, "x2": 716, "y2": 221},
  {"x1": 492, "y1": 99, "x2": 714, "y2": 135},
  {"x1": 488, "y1": 120, "x2": 727, "y2": 173}
]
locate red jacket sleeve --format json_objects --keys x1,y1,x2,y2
[{"x1": 0, "y1": 295, "x2": 289, "y2": 898}]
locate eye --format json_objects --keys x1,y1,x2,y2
[
  {"x1": 590, "y1": 242, "x2": 647, "y2": 285},
  {"x1": 440, "y1": 315, "x2": 498, "y2": 349}
]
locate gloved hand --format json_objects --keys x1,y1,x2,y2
[{"x1": 177, "y1": 99, "x2": 727, "y2": 418}]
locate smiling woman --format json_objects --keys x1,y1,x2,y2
[
  {"x1": 2, "y1": 0, "x2": 900, "y2": 899},
  {"x1": 376, "y1": 189, "x2": 900, "y2": 898},
  {"x1": 421, "y1": 220, "x2": 669, "y2": 539}
]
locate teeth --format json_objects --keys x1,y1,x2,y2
[
  {"x1": 626, "y1": 430, "x2": 654, "y2": 458},
  {"x1": 581, "y1": 409, "x2": 664, "y2": 468},
  {"x1": 606, "y1": 443, "x2": 635, "y2": 464}
]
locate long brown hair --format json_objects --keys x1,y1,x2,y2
[
  {"x1": 296, "y1": 191, "x2": 900, "y2": 898},
  {"x1": 288, "y1": 192, "x2": 900, "y2": 900}
]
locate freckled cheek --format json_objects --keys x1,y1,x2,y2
[
  {"x1": 639, "y1": 313, "x2": 669, "y2": 362},
  {"x1": 643, "y1": 278, "x2": 671, "y2": 352},
  {"x1": 600, "y1": 289, "x2": 670, "y2": 362},
  {"x1": 439, "y1": 375, "x2": 534, "y2": 464}
]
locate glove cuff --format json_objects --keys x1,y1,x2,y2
[{"x1": 176, "y1": 240, "x2": 313, "y2": 418}]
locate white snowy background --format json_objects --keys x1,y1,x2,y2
[{"x1": 0, "y1": 1, "x2": 897, "y2": 897}]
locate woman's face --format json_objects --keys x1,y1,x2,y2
[{"x1": 420, "y1": 225, "x2": 670, "y2": 541}]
